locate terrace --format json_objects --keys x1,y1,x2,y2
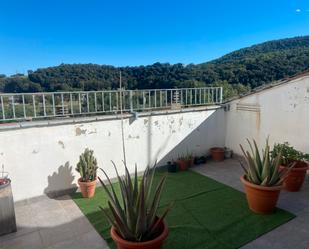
[{"x1": 0, "y1": 73, "x2": 309, "y2": 249}]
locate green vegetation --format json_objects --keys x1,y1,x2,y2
[
  {"x1": 240, "y1": 139, "x2": 292, "y2": 186},
  {"x1": 272, "y1": 142, "x2": 309, "y2": 166},
  {"x1": 73, "y1": 170, "x2": 294, "y2": 249},
  {"x1": 1, "y1": 36, "x2": 308, "y2": 100},
  {"x1": 98, "y1": 164, "x2": 171, "y2": 242},
  {"x1": 76, "y1": 148, "x2": 98, "y2": 182}
]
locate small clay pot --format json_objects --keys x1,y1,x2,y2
[
  {"x1": 78, "y1": 178, "x2": 97, "y2": 198},
  {"x1": 241, "y1": 176, "x2": 282, "y2": 214},
  {"x1": 280, "y1": 161, "x2": 309, "y2": 192},
  {"x1": 210, "y1": 147, "x2": 225, "y2": 161},
  {"x1": 110, "y1": 219, "x2": 168, "y2": 249},
  {"x1": 176, "y1": 160, "x2": 188, "y2": 171}
]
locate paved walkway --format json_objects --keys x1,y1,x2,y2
[
  {"x1": 0, "y1": 195, "x2": 109, "y2": 249},
  {"x1": 1, "y1": 158, "x2": 309, "y2": 249}
]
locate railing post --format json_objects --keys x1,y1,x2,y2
[
  {"x1": 1, "y1": 96, "x2": 5, "y2": 120},
  {"x1": 22, "y1": 95, "x2": 26, "y2": 118},
  {"x1": 52, "y1": 94, "x2": 56, "y2": 116},
  {"x1": 129, "y1": 90, "x2": 133, "y2": 112},
  {"x1": 11, "y1": 96, "x2": 16, "y2": 119},
  {"x1": 42, "y1": 94, "x2": 46, "y2": 117},
  {"x1": 32, "y1": 95, "x2": 36, "y2": 118},
  {"x1": 220, "y1": 87, "x2": 223, "y2": 103}
]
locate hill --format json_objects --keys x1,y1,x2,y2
[{"x1": 0, "y1": 36, "x2": 308, "y2": 99}]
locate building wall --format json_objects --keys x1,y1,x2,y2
[
  {"x1": 225, "y1": 75, "x2": 309, "y2": 154},
  {"x1": 0, "y1": 108, "x2": 225, "y2": 201}
]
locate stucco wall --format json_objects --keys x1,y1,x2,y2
[
  {"x1": 0, "y1": 108, "x2": 225, "y2": 201},
  {"x1": 225, "y1": 75, "x2": 309, "y2": 154}
]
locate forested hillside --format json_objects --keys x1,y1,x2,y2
[{"x1": 1, "y1": 36, "x2": 308, "y2": 99}]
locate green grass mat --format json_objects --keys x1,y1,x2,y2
[{"x1": 72, "y1": 170, "x2": 295, "y2": 249}]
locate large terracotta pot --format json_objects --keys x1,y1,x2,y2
[
  {"x1": 241, "y1": 176, "x2": 282, "y2": 214},
  {"x1": 111, "y1": 219, "x2": 168, "y2": 249},
  {"x1": 78, "y1": 178, "x2": 97, "y2": 198},
  {"x1": 176, "y1": 159, "x2": 189, "y2": 171},
  {"x1": 280, "y1": 161, "x2": 309, "y2": 192},
  {"x1": 210, "y1": 147, "x2": 225, "y2": 161}
]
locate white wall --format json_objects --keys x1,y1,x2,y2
[
  {"x1": 0, "y1": 108, "x2": 225, "y2": 201},
  {"x1": 225, "y1": 75, "x2": 309, "y2": 154}
]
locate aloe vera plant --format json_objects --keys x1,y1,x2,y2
[
  {"x1": 76, "y1": 148, "x2": 98, "y2": 182},
  {"x1": 240, "y1": 138, "x2": 293, "y2": 186},
  {"x1": 98, "y1": 163, "x2": 172, "y2": 242}
]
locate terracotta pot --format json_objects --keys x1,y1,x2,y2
[
  {"x1": 241, "y1": 176, "x2": 282, "y2": 214},
  {"x1": 210, "y1": 147, "x2": 225, "y2": 161},
  {"x1": 176, "y1": 160, "x2": 188, "y2": 171},
  {"x1": 111, "y1": 219, "x2": 168, "y2": 249},
  {"x1": 78, "y1": 178, "x2": 97, "y2": 198},
  {"x1": 280, "y1": 161, "x2": 309, "y2": 192}
]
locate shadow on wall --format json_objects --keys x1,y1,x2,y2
[
  {"x1": 44, "y1": 162, "x2": 78, "y2": 198},
  {"x1": 157, "y1": 110, "x2": 225, "y2": 166}
]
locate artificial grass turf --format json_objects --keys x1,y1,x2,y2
[{"x1": 72, "y1": 170, "x2": 295, "y2": 249}]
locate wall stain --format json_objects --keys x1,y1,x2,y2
[
  {"x1": 75, "y1": 127, "x2": 87, "y2": 136},
  {"x1": 32, "y1": 149, "x2": 39, "y2": 154},
  {"x1": 256, "y1": 111, "x2": 261, "y2": 130},
  {"x1": 128, "y1": 134, "x2": 140, "y2": 139},
  {"x1": 58, "y1": 141, "x2": 65, "y2": 149},
  {"x1": 108, "y1": 131, "x2": 111, "y2": 137}
]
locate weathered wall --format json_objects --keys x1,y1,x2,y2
[
  {"x1": 225, "y1": 75, "x2": 309, "y2": 154},
  {"x1": 0, "y1": 108, "x2": 225, "y2": 201}
]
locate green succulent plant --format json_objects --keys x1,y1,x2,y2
[
  {"x1": 76, "y1": 148, "x2": 98, "y2": 182},
  {"x1": 98, "y1": 163, "x2": 172, "y2": 242},
  {"x1": 178, "y1": 151, "x2": 193, "y2": 161},
  {"x1": 240, "y1": 138, "x2": 293, "y2": 186},
  {"x1": 271, "y1": 142, "x2": 309, "y2": 166}
]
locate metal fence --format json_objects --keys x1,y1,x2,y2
[{"x1": 0, "y1": 87, "x2": 222, "y2": 122}]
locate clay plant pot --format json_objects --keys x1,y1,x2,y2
[
  {"x1": 241, "y1": 176, "x2": 282, "y2": 214},
  {"x1": 78, "y1": 178, "x2": 97, "y2": 198},
  {"x1": 176, "y1": 160, "x2": 189, "y2": 171},
  {"x1": 210, "y1": 147, "x2": 225, "y2": 161},
  {"x1": 280, "y1": 161, "x2": 309, "y2": 192},
  {"x1": 111, "y1": 219, "x2": 168, "y2": 249}
]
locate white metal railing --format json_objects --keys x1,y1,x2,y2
[{"x1": 0, "y1": 87, "x2": 222, "y2": 122}]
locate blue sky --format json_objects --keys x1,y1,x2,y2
[{"x1": 0, "y1": 0, "x2": 308, "y2": 75}]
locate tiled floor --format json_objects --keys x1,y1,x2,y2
[
  {"x1": 0, "y1": 195, "x2": 109, "y2": 249},
  {"x1": 1, "y1": 158, "x2": 309, "y2": 249}
]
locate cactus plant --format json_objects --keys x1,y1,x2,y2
[
  {"x1": 98, "y1": 163, "x2": 172, "y2": 242},
  {"x1": 240, "y1": 138, "x2": 294, "y2": 186},
  {"x1": 76, "y1": 148, "x2": 98, "y2": 182}
]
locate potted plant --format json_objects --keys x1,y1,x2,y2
[
  {"x1": 98, "y1": 163, "x2": 172, "y2": 249},
  {"x1": 0, "y1": 166, "x2": 16, "y2": 236},
  {"x1": 272, "y1": 142, "x2": 309, "y2": 192},
  {"x1": 239, "y1": 139, "x2": 293, "y2": 214},
  {"x1": 194, "y1": 156, "x2": 206, "y2": 165},
  {"x1": 210, "y1": 147, "x2": 225, "y2": 161},
  {"x1": 75, "y1": 148, "x2": 98, "y2": 198},
  {"x1": 176, "y1": 152, "x2": 194, "y2": 171},
  {"x1": 167, "y1": 161, "x2": 178, "y2": 173}
]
